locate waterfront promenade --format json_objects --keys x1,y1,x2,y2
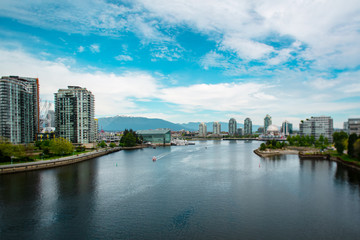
[{"x1": 0, "y1": 147, "x2": 122, "y2": 174}]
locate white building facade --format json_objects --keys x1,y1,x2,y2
[
  {"x1": 213, "y1": 121, "x2": 221, "y2": 135},
  {"x1": 55, "y1": 86, "x2": 95, "y2": 143},
  {"x1": 199, "y1": 122, "x2": 207, "y2": 137},
  {"x1": 299, "y1": 116, "x2": 333, "y2": 142}
]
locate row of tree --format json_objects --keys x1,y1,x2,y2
[
  {"x1": 286, "y1": 135, "x2": 329, "y2": 149},
  {"x1": 333, "y1": 132, "x2": 360, "y2": 159},
  {"x1": 0, "y1": 137, "x2": 76, "y2": 163},
  {"x1": 260, "y1": 140, "x2": 287, "y2": 150},
  {"x1": 97, "y1": 129, "x2": 143, "y2": 148}
]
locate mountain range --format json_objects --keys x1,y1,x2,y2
[{"x1": 97, "y1": 116, "x2": 260, "y2": 132}]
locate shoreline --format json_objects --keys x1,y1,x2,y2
[
  {"x1": 0, "y1": 145, "x2": 146, "y2": 175},
  {"x1": 254, "y1": 147, "x2": 360, "y2": 172}
]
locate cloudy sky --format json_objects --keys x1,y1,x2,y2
[{"x1": 0, "y1": 0, "x2": 359, "y2": 128}]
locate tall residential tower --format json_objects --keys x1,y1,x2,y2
[
  {"x1": 0, "y1": 76, "x2": 40, "y2": 143},
  {"x1": 264, "y1": 114, "x2": 272, "y2": 133},
  {"x1": 229, "y1": 118, "x2": 237, "y2": 136},
  {"x1": 244, "y1": 118, "x2": 252, "y2": 136},
  {"x1": 55, "y1": 86, "x2": 95, "y2": 143},
  {"x1": 213, "y1": 121, "x2": 221, "y2": 135},
  {"x1": 199, "y1": 122, "x2": 207, "y2": 137}
]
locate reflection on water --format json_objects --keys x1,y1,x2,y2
[{"x1": 1, "y1": 141, "x2": 360, "y2": 240}]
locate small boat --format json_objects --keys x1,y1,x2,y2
[{"x1": 152, "y1": 156, "x2": 157, "y2": 161}]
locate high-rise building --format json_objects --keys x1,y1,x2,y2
[
  {"x1": 213, "y1": 121, "x2": 221, "y2": 135},
  {"x1": 55, "y1": 86, "x2": 95, "y2": 143},
  {"x1": 94, "y1": 118, "x2": 99, "y2": 141},
  {"x1": 244, "y1": 118, "x2": 252, "y2": 135},
  {"x1": 281, "y1": 120, "x2": 293, "y2": 136},
  {"x1": 237, "y1": 128, "x2": 243, "y2": 136},
  {"x1": 264, "y1": 114, "x2": 272, "y2": 133},
  {"x1": 199, "y1": 122, "x2": 207, "y2": 137},
  {"x1": 348, "y1": 118, "x2": 360, "y2": 135},
  {"x1": 0, "y1": 76, "x2": 40, "y2": 144},
  {"x1": 228, "y1": 118, "x2": 237, "y2": 136},
  {"x1": 299, "y1": 116, "x2": 333, "y2": 142}
]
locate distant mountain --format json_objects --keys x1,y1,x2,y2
[
  {"x1": 97, "y1": 116, "x2": 261, "y2": 132},
  {"x1": 97, "y1": 116, "x2": 193, "y2": 131},
  {"x1": 180, "y1": 122, "x2": 260, "y2": 132}
]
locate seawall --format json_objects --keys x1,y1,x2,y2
[{"x1": 0, "y1": 147, "x2": 122, "y2": 175}]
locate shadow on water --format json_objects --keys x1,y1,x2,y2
[{"x1": 334, "y1": 164, "x2": 360, "y2": 186}]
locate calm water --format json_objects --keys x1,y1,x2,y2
[{"x1": 1, "y1": 141, "x2": 360, "y2": 239}]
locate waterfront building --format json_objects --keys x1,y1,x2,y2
[
  {"x1": 281, "y1": 120, "x2": 293, "y2": 136},
  {"x1": 213, "y1": 121, "x2": 221, "y2": 135},
  {"x1": 244, "y1": 118, "x2": 252, "y2": 136},
  {"x1": 199, "y1": 122, "x2": 207, "y2": 137},
  {"x1": 228, "y1": 118, "x2": 237, "y2": 136},
  {"x1": 55, "y1": 86, "x2": 95, "y2": 144},
  {"x1": 0, "y1": 76, "x2": 40, "y2": 144},
  {"x1": 237, "y1": 128, "x2": 243, "y2": 136},
  {"x1": 348, "y1": 118, "x2": 360, "y2": 135},
  {"x1": 264, "y1": 114, "x2": 272, "y2": 133},
  {"x1": 136, "y1": 128, "x2": 171, "y2": 145},
  {"x1": 299, "y1": 116, "x2": 333, "y2": 142}
]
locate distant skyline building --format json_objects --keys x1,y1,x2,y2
[
  {"x1": 244, "y1": 118, "x2": 252, "y2": 135},
  {"x1": 228, "y1": 118, "x2": 237, "y2": 136},
  {"x1": 281, "y1": 120, "x2": 293, "y2": 136},
  {"x1": 213, "y1": 121, "x2": 221, "y2": 135},
  {"x1": 348, "y1": 118, "x2": 360, "y2": 135},
  {"x1": 0, "y1": 76, "x2": 40, "y2": 144},
  {"x1": 199, "y1": 122, "x2": 207, "y2": 137},
  {"x1": 55, "y1": 86, "x2": 95, "y2": 143},
  {"x1": 299, "y1": 116, "x2": 333, "y2": 142},
  {"x1": 264, "y1": 114, "x2": 272, "y2": 133}
]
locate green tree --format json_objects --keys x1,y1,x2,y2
[
  {"x1": 121, "y1": 132, "x2": 136, "y2": 147},
  {"x1": 348, "y1": 133, "x2": 358, "y2": 158},
  {"x1": 98, "y1": 141, "x2": 107, "y2": 148},
  {"x1": 354, "y1": 139, "x2": 360, "y2": 160},
  {"x1": 49, "y1": 137, "x2": 74, "y2": 156},
  {"x1": 333, "y1": 131, "x2": 348, "y2": 155},
  {"x1": 276, "y1": 141, "x2": 282, "y2": 149},
  {"x1": 260, "y1": 143, "x2": 266, "y2": 151},
  {"x1": 109, "y1": 142, "x2": 116, "y2": 148}
]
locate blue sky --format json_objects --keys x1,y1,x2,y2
[{"x1": 0, "y1": 0, "x2": 360, "y2": 128}]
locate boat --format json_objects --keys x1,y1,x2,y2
[{"x1": 152, "y1": 156, "x2": 156, "y2": 161}]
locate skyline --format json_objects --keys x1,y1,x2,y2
[{"x1": 0, "y1": 1, "x2": 360, "y2": 128}]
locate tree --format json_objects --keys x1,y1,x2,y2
[
  {"x1": 0, "y1": 139, "x2": 14, "y2": 162},
  {"x1": 49, "y1": 137, "x2": 74, "y2": 156},
  {"x1": 260, "y1": 143, "x2": 266, "y2": 151},
  {"x1": 109, "y1": 142, "x2": 116, "y2": 148},
  {"x1": 98, "y1": 141, "x2": 107, "y2": 148},
  {"x1": 333, "y1": 131, "x2": 348, "y2": 155},
  {"x1": 354, "y1": 139, "x2": 360, "y2": 160},
  {"x1": 120, "y1": 132, "x2": 136, "y2": 147},
  {"x1": 348, "y1": 133, "x2": 358, "y2": 158}
]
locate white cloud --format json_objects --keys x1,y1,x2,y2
[
  {"x1": 115, "y1": 54, "x2": 133, "y2": 61},
  {"x1": 200, "y1": 51, "x2": 230, "y2": 70},
  {"x1": 0, "y1": 48, "x2": 158, "y2": 116},
  {"x1": 77, "y1": 46, "x2": 84, "y2": 53},
  {"x1": 90, "y1": 44, "x2": 100, "y2": 53}
]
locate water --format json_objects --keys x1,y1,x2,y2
[{"x1": 1, "y1": 141, "x2": 360, "y2": 239}]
